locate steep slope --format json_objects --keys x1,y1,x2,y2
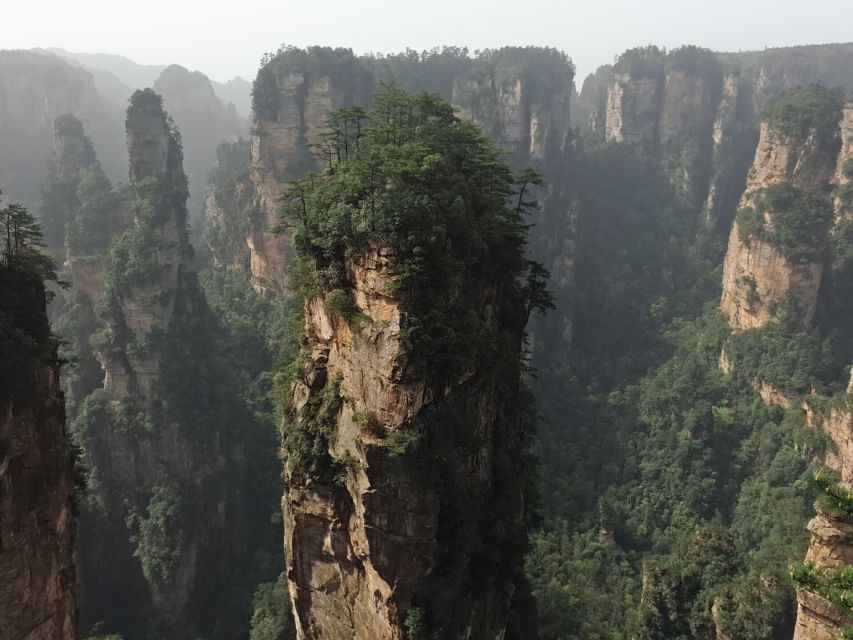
[
  {"x1": 153, "y1": 65, "x2": 247, "y2": 216},
  {"x1": 579, "y1": 42, "x2": 853, "y2": 233},
  {"x1": 0, "y1": 268, "x2": 78, "y2": 640},
  {"x1": 59, "y1": 90, "x2": 278, "y2": 640},
  {"x1": 279, "y1": 88, "x2": 542, "y2": 640},
  {"x1": 710, "y1": 85, "x2": 853, "y2": 638},
  {"x1": 719, "y1": 87, "x2": 845, "y2": 332},
  {"x1": 206, "y1": 46, "x2": 573, "y2": 303}
]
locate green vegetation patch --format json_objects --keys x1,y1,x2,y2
[
  {"x1": 279, "y1": 85, "x2": 551, "y2": 381},
  {"x1": 790, "y1": 562, "x2": 853, "y2": 614},
  {"x1": 763, "y1": 84, "x2": 845, "y2": 142},
  {"x1": 736, "y1": 184, "x2": 833, "y2": 261}
]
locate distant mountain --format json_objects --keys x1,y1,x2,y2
[
  {"x1": 48, "y1": 48, "x2": 251, "y2": 118},
  {"x1": 210, "y1": 76, "x2": 252, "y2": 118},
  {"x1": 153, "y1": 64, "x2": 248, "y2": 213},
  {"x1": 47, "y1": 48, "x2": 165, "y2": 90},
  {"x1": 0, "y1": 49, "x2": 126, "y2": 207}
]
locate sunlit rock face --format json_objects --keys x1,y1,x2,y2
[
  {"x1": 283, "y1": 246, "x2": 531, "y2": 639},
  {"x1": 720, "y1": 111, "x2": 847, "y2": 333}
]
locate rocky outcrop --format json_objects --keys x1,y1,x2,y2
[
  {"x1": 720, "y1": 106, "x2": 846, "y2": 332},
  {"x1": 452, "y1": 53, "x2": 572, "y2": 164},
  {"x1": 834, "y1": 104, "x2": 853, "y2": 220},
  {"x1": 205, "y1": 47, "x2": 574, "y2": 298},
  {"x1": 244, "y1": 52, "x2": 373, "y2": 293},
  {"x1": 793, "y1": 511, "x2": 853, "y2": 639},
  {"x1": 283, "y1": 239, "x2": 532, "y2": 639},
  {"x1": 581, "y1": 44, "x2": 853, "y2": 232},
  {"x1": 0, "y1": 271, "x2": 78, "y2": 640},
  {"x1": 153, "y1": 65, "x2": 247, "y2": 214},
  {"x1": 793, "y1": 389, "x2": 853, "y2": 638},
  {"x1": 604, "y1": 72, "x2": 662, "y2": 151},
  {"x1": 203, "y1": 140, "x2": 252, "y2": 268},
  {"x1": 68, "y1": 90, "x2": 254, "y2": 638}
]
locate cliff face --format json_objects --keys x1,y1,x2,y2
[
  {"x1": 720, "y1": 107, "x2": 847, "y2": 332},
  {"x1": 604, "y1": 72, "x2": 662, "y2": 151},
  {"x1": 66, "y1": 90, "x2": 254, "y2": 638},
  {"x1": 0, "y1": 272, "x2": 78, "y2": 640},
  {"x1": 284, "y1": 248, "x2": 531, "y2": 639},
  {"x1": 206, "y1": 48, "x2": 573, "y2": 297},
  {"x1": 794, "y1": 397, "x2": 853, "y2": 640},
  {"x1": 248, "y1": 65, "x2": 371, "y2": 292},
  {"x1": 581, "y1": 44, "x2": 853, "y2": 232},
  {"x1": 153, "y1": 64, "x2": 247, "y2": 215},
  {"x1": 452, "y1": 57, "x2": 572, "y2": 164}
]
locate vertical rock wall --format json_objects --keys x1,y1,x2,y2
[
  {"x1": 0, "y1": 273, "x2": 78, "y2": 640},
  {"x1": 284, "y1": 248, "x2": 531, "y2": 639}
]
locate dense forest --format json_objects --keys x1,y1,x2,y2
[{"x1": 2, "y1": 37, "x2": 853, "y2": 640}]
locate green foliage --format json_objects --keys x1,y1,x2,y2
[
  {"x1": 763, "y1": 84, "x2": 845, "y2": 142},
  {"x1": 0, "y1": 195, "x2": 58, "y2": 393},
  {"x1": 65, "y1": 168, "x2": 121, "y2": 254},
  {"x1": 614, "y1": 46, "x2": 664, "y2": 78},
  {"x1": 280, "y1": 85, "x2": 543, "y2": 381},
  {"x1": 130, "y1": 484, "x2": 188, "y2": 585},
  {"x1": 736, "y1": 184, "x2": 834, "y2": 262},
  {"x1": 725, "y1": 316, "x2": 834, "y2": 391},
  {"x1": 811, "y1": 472, "x2": 853, "y2": 521},
  {"x1": 404, "y1": 607, "x2": 428, "y2": 640},
  {"x1": 735, "y1": 205, "x2": 765, "y2": 243},
  {"x1": 761, "y1": 184, "x2": 833, "y2": 260},
  {"x1": 383, "y1": 429, "x2": 421, "y2": 457},
  {"x1": 790, "y1": 562, "x2": 853, "y2": 614},
  {"x1": 253, "y1": 46, "x2": 371, "y2": 121},
  {"x1": 323, "y1": 288, "x2": 369, "y2": 328},
  {"x1": 665, "y1": 45, "x2": 722, "y2": 82},
  {"x1": 248, "y1": 574, "x2": 295, "y2": 640},
  {"x1": 1, "y1": 197, "x2": 58, "y2": 283},
  {"x1": 531, "y1": 305, "x2": 816, "y2": 637}
]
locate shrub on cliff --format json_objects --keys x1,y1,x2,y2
[
  {"x1": 736, "y1": 183, "x2": 834, "y2": 261},
  {"x1": 763, "y1": 84, "x2": 845, "y2": 142},
  {"x1": 279, "y1": 85, "x2": 552, "y2": 380}
]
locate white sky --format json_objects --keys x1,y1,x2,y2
[{"x1": 4, "y1": 0, "x2": 852, "y2": 83}]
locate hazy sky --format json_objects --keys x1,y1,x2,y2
[{"x1": 5, "y1": 0, "x2": 852, "y2": 83}]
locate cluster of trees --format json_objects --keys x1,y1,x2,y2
[
  {"x1": 280, "y1": 85, "x2": 552, "y2": 381},
  {"x1": 0, "y1": 192, "x2": 58, "y2": 392}
]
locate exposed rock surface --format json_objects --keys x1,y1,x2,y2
[
  {"x1": 582, "y1": 43, "x2": 853, "y2": 230},
  {"x1": 793, "y1": 512, "x2": 853, "y2": 640},
  {"x1": 248, "y1": 67, "x2": 371, "y2": 292},
  {"x1": 0, "y1": 272, "x2": 78, "y2": 640},
  {"x1": 66, "y1": 91, "x2": 251, "y2": 638},
  {"x1": 720, "y1": 115, "x2": 845, "y2": 332},
  {"x1": 604, "y1": 72, "x2": 661, "y2": 151},
  {"x1": 206, "y1": 48, "x2": 572, "y2": 297},
  {"x1": 283, "y1": 247, "x2": 531, "y2": 639}
]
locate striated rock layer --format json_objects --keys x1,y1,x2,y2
[
  {"x1": 0, "y1": 272, "x2": 78, "y2": 640},
  {"x1": 283, "y1": 248, "x2": 531, "y2": 639}
]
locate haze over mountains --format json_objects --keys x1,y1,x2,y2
[{"x1": 5, "y1": 32, "x2": 853, "y2": 640}]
